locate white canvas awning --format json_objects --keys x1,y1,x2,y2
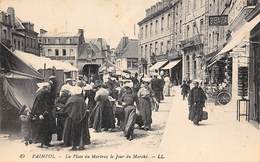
[
  {"x1": 15, "y1": 50, "x2": 78, "y2": 72},
  {"x1": 150, "y1": 60, "x2": 168, "y2": 71},
  {"x1": 212, "y1": 14, "x2": 260, "y2": 61},
  {"x1": 162, "y1": 59, "x2": 181, "y2": 70}
]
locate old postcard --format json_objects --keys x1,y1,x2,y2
[{"x1": 0, "y1": 0, "x2": 260, "y2": 162}]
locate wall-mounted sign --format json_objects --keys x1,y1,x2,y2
[{"x1": 209, "y1": 15, "x2": 228, "y2": 26}]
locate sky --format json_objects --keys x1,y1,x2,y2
[{"x1": 0, "y1": 0, "x2": 159, "y2": 48}]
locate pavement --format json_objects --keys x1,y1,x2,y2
[
  {"x1": 0, "y1": 87, "x2": 259, "y2": 162},
  {"x1": 159, "y1": 87, "x2": 260, "y2": 162}
]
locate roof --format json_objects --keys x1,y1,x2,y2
[
  {"x1": 86, "y1": 38, "x2": 109, "y2": 50},
  {"x1": 40, "y1": 31, "x2": 80, "y2": 37},
  {"x1": 115, "y1": 38, "x2": 139, "y2": 59},
  {"x1": 14, "y1": 50, "x2": 78, "y2": 72},
  {"x1": 138, "y1": 3, "x2": 173, "y2": 25},
  {"x1": 14, "y1": 17, "x2": 25, "y2": 30}
]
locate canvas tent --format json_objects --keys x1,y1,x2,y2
[
  {"x1": 14, "y1": 50, "x2": 78, "y2": 73},
  {"x1": 0, "y1": 43, "x2": 42, "y2": 111}
]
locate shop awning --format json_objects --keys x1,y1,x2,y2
[
  {"x1": 162, "y1": 59, "x2": 181, "y2": 70},
  {"x1": 150, "y1": 60, "x2": 168, "y2": 71},
  {"x1": 210, "y1": 13, "x2": 260, "y2": 63},
  {"x1": 15, "y1": 50, "x2": 78, "y2": 72}
]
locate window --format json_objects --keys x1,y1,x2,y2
[
  {"x1": 70, "y1": 49, "x2": 73, "y2": 55},
  {"x1": 193, "y1": 0, "x2": 196, "y2": 9},
  {"x1": 14, "y1": 39, "x2": 16, "y2": 49},
  {"x1": 176, "y1": 5, "x2": 178, "y2": 15},
  {"x1": 176, "y1": 22, "x2": 178, "y2": 35},
  {"x1": 3, "y1": 29, "x2": 7, "y2": 39},
  {"x1": 187, "y1": 55, "x2": 190, "y2": 78},
  {"x1": 149, "y1": 44, "x2": 153, "y2": 56},
  {"x1": 180, "y1": 20, "x2": 182, "y2": 33},
  {"x1": 161, "y1": 16, "x2": 164, "y2": 31},
  {"x1": 141, "y1": 27, "x2": 144, "y2": 39},
  {"x1": 145, "y1": 25, "x2": 148, "y2": 37},
  {"x1": 209, "y1": 33, "x2": 211, "y2": 50},
  {"x1": 141, "y1": 46, "x2": 143, "y2": 57},
  {"x1": 187, "y1": 25, "x2": 190, "y2": 38},
  {"x1": 160, "y1": 42, "x2": 164, "y2": 54},
  {"x1": 18, "y1": 41, "x2": 20, "y2": 50},
  {"x1": 48, "y1": 49, "x2": 52, "y2": 56},
  {"x1": 193, "y1": 22, "x2": 197, "y2": 36},
  {"x1": 187, "y1": 0, "x2": 191, "y2": 14},
  {"x1": 62, "y1": 49, "x2": 66, "y2": 56},
  {"x1": 167, "y1": 40, "x2": 171, "y2": 51},
  {"x1": 155, "y1": 42, "x2": 158, "y2": 55},
  {"x1": 145, "y1": 45, "x2": 148, "y2": 58},
  {"x1": 167, "y1": 14, "x2": 171, "y2": 29},
  {"x1": 155, "y1": 20, "x2": 158, "y2": 34},
  {"x1": 55, "y1": 49, "x2": 59, "y2": 56},
  {"x1": 150, "y1": 23, "x2": 153, "y2": 36},
  {"x1": 127, "y1": 58, "x2": 138, "y2": 69},
  {"x1": 200, "y1": 19, "x2": 204, "y2": 34}
]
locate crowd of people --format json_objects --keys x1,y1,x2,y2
[{"x1": 18, "y1": 72, "x2": 171, "y2": 150}]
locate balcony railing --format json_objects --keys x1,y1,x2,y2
[{"x1": 180, "y1": 34, "x2": 204, "y2": 49}]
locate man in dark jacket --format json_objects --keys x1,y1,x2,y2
[
  {"x1": 151, "y1": 75, "x2": 162, "y2": 103},
  {"x1": 188, "y1": 81, "x2": 207, "y2": 125},
  {"x1": 181, "y1": 80, "x2": 190, "y2": 100}
]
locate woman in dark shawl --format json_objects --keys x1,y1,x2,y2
[
  {"x1": 62, "y1": 91, "x2": 90, "y2": 150},
  {"x1": 55, "y1": 89, "x2": 71, "y2": 141},
  {"x1": 119, "y1": 86, "x2": 138, "y2": 140},
  {"x1": 90, "y1": 85, "x2": 115, "y2": 132},
  {"x1": 137, "y1": 82, "x2": 152, "y2": 130},
  {"x1": 31, "y1": 83, "x2": 56, "y2": 147}
]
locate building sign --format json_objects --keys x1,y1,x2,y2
[{"x1": 209, "y1": 15, "x2": 228, "y2": 26}]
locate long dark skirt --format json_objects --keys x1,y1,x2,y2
[
  {"x1": 138, "y1": 97, "x2": 152, "y2": 129},
  {"x1": 123, "y1": 106, "x2": 136, "y2": 138},
  {"x1": 91, "y1": 99, "x2": 115, "y2": 132},
  {"x1": 189, "y1": 102, "x2": 203, "y2": 124},
  {"x1": 63, "y1": 117, "x2": 90, "y2": 147}
]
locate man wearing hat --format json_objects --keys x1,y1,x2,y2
[{"x1": 188, "y1": 80, "x2": 207, "y2": 125}]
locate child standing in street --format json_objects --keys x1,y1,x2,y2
[{"x1": 19, "y1": 105, "x2": 32, "y2": 146}]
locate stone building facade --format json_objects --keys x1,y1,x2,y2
[
  {"x1": 138, "y1": 0, "x2": 183, "y2": 84},
  {"x1": 0, "y1": 7, "x2": 39, "y2": 55},
  {"x1": 38, "y1": 29, "x2": 85, "y2": 68}
]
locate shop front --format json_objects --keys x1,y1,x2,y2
[
  {"x1": 249, "y1": 21, "x2": 260, "y2": 125},
  {"x1": 162, "y1": 59, "x2": 182, "y2": 85}
]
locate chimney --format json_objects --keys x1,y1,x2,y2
[
  {"x1": 146, "y1": 8, "x2": 151, "y2": 16},
  {"x1": 7, "y1": 7, "x2": 15, "y2": 27},
  {"x1": 122, "y1": 37, "x2": 128, "y2": 48},
  {"x1": 78, "y1": 29, "x2": 84, "y2": 36},
  {"x1": 97, "y1": 38, "x2": 103, "y2": 50}
]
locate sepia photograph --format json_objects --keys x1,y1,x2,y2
[{"x1": 0, "y1": 0, "x2": 260, "y2": 162}]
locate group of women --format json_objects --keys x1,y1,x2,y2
[{"x1": 20, "y1": 75, "x2": 157, "y2": 150}]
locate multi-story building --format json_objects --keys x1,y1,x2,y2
[
  {"x1": 181, "y1": 0, "x2": 209, "y2": 81},
  {"x1": 77, "y1": 38, "x2": 111, "y2": 80},
  {"x1": 205, "y1": 0, "x2": 258, "y2": 102},
  {"x1": 38, "y1": 29, "x2": 85, "y2": 69},
  {"x1": 0, "y1": 7, "x2": 39, "y2": 55},
  {"x1": 115, "y1": 37, "x2": 139, "y2": 74},
  {"x1": 138, "y1": 0, "x2": 183, "y2": 84}
]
